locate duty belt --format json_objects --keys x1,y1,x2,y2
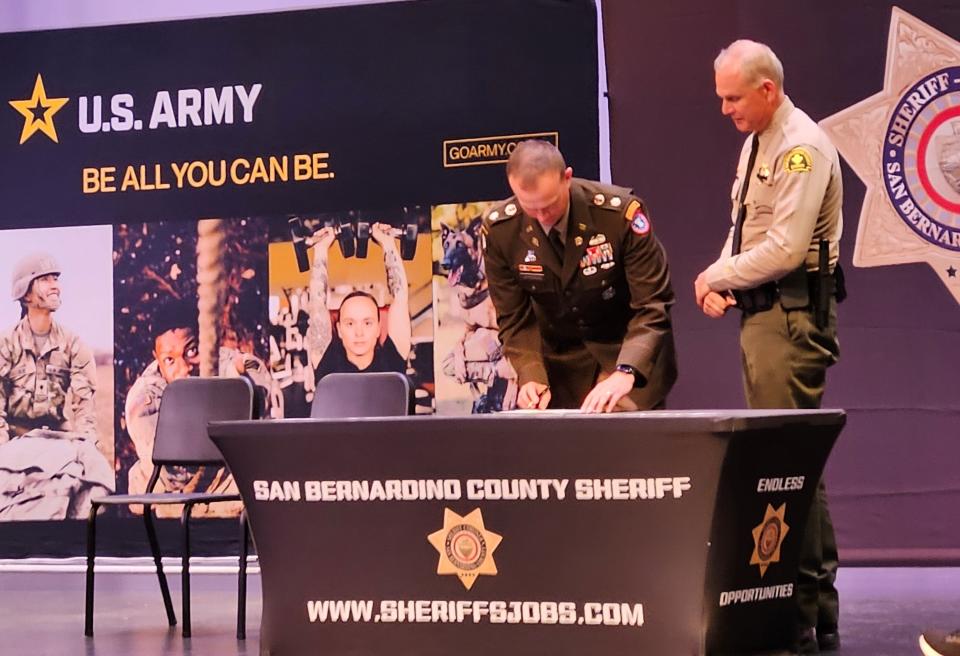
[
  {"x1": 734, "y1": 240, "x2": 846, "y2": 328},
  {"x1": 735, "y1": 267, "x2": 846, "y2": 328}
]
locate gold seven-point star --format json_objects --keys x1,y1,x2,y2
[
  {"x1": 9, "y1": 74, "x2": 69, "y2": 144},
  {"x1": 750, "y1": 503, "x2": 790, "y2": 578},
  {"x1": 427, "y1": 508, "x2": 502, "y2": 590}
]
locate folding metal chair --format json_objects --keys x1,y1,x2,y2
[{"x1": 84, "y1": 376, "x2": 255, "y2": 639}]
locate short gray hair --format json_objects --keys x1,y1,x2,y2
[
  {"x1": 715, "y1": 39, "x2": 784, "y2": 90},
  {"x1": 506, "y1": 140, "x2": 566, "y2": 187}
]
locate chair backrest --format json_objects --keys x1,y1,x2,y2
[
  {"x1": 152, "y1": 376, "x2": 255, "y2": 466},
  {"x1": 311, "y1": 372, "x2": 411, "y2": 418}
]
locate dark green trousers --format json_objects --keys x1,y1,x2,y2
[{"x1": 740, "y1": 300, "x2": 840, "y2": 632}]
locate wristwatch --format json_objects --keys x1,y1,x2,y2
[
  {"x1": 616, "y1": 364, "x2": 638, "y2": 378},
  {"x1": 616, "y1": 364, "x2": 645, "y2": 388}
]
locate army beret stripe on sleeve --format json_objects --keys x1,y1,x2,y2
[{"x1": 784, "y1": 147, "x2": 813, "y2": 173}]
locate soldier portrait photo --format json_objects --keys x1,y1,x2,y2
[
  {"x1": 113, "y1": 218, "x2": 270, "y2": 518},
  {"x1": 432, "y1": 201, "x2": 517, "y2": 414},
  {"x1": 0, "y1": 226, "x2": 114, "y2": 521},
  {"x1": 267, "y1": 208, "x2": 435, "y2": 417}
]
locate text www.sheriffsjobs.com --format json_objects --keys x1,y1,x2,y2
[{"x1": 307, "y1": 599, "x2": 644, "y2": 627}]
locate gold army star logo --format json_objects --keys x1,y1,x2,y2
[
  {"x1": 750, "y1": 503, "x2": 790, "y2": 578},
  {"x1": 820, "y1": 8, "x2": 960, "y2": 304},
  {"x1": 9, "y1": 74, "x2": 69, "y2": 144},
  {"x1": 427, "y1": 508, "x2": 502, "y2": 590}
]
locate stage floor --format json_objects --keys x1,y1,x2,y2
[{"x1": 0, "y1": 566, "x2": 958, "y2": 655}]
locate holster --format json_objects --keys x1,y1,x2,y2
[{"x1": 735, "y1": 241, "x2": 847, "y2": 330}]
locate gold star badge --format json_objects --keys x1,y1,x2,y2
[
  {"x1": 750, "y1": 503, "x2": 790, "y2": 578},
  {"x1": 9, "y1": 74, "x2": 69, "y2": 144},
  {"x1": 820, "y1": 8, "x2": 960, "y2": 304},
  {"x1": 427, "y1": 508, "x2": 502, "y2": 590}
]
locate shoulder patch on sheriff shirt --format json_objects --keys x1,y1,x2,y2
[{"x1": 783, "y1": 147, "x2": 813, "y2": 173}]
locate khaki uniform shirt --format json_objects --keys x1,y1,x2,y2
[
  {"x1": 0, "y1": 317, "x2": 97, "y2": 442},
  {"x1": 705, "y1": 97, "x2": 843, "y2": 290},
  {"x1": 482, "y1": 178, "x2": 677, "y2": 409}
]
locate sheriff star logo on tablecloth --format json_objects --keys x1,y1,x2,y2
[
  {"x1": 427, "y1": 508, "x2": 502, "y2": 590},
  {"x1": 9, "y1": 74, "x2": 69, "y2": 145},
  {"x1": 750, "y1": 503, "x2": 790, "y2": 578},
  {"x1": 820, "y1": 8, "x2": 960, "y2": 304}
]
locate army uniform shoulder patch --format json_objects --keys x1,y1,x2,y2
[
  {"x1": 783, "y1": 147, "x2": 813, "y2": 173},
  {"x1": 623, "y1": 199, "x2": 651, "y2": 236}
]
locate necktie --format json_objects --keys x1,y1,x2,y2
[
  {"x1": 548, "y1": 227, "x2": 565, "y2": 260},
  {"x1": 731, "y1": 133, "x2": 760, "y2": 256}
]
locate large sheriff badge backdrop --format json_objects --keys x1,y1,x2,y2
[{"x1": 0, "y1": 0, "x2": 600, "y2": 556}]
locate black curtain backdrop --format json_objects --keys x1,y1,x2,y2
[{"x1": 602, "y1": 0, "x2": 960, "y2": 564}]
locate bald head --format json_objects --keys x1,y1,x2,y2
[{"x1": 714, "y1": 39, "x2": 785, "y2": 91}]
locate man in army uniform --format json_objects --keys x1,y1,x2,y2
[
  {"x1": 125, "y1": 301, "x2": 269, "y2": 517},
  {"x1": 483, "y1": 140, "x2": 677, "y2": 412},
  {"x1": 694, "y1": 40, "x2": 844, "y2": 653},
  {"x1": 0, "y1": 254, "x2": 97, "y2": 443}
]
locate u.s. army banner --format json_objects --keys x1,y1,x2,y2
[{"x1": 0, "y1": 0, "x2": 600, "y2": 557}]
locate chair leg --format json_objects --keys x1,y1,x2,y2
[
  {"x1": 237, "y1": 510, "x2": 249, "y2": 640},
  {"x1": 84, "y1": 503, "x2": 99, "y2": 636},
  {"x1": 181, "y1": 503, "x2": 194, "y2": 638},
  {"x1": 144, "y1": 505, "x2": 177, "y2": 627}
]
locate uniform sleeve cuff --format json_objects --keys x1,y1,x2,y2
[
  {"x1": 703, "y1": 259, "x2": 731, "y2": 290},
  {"x1": 516, "y1": 363, "x2": 549, "y2": 387}
]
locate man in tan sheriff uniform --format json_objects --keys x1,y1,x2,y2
[
  {"x1": 0, "y1": 254, "x2": 97, "y2": 444},
  {"x1": 483, "y1": 140, "x2": 677, "y2": 413},
  {"x1": 694, "y1": 40, "x2": 844, "y2": 654}
]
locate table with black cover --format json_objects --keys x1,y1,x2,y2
[{"x1": 209, "y1": 409, "x2": 844, "y2": 656}]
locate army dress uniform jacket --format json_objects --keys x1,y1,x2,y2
[
  {"x1": 0, "y1": 317, "x2": 97, "y2": 443},
  {"x1": 482, "y1": 178, "x2": 677, "y2": 409}
]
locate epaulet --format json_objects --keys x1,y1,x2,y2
[
  {"x1": 578, "y1": 179, "x2": 652, "y2": 235},
  {"x1": 577, "y1": 178, "x2": 634, "y2": 213},
  {"x1": 482, "y1": 197, "x2": 520, "y2": 231}
]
